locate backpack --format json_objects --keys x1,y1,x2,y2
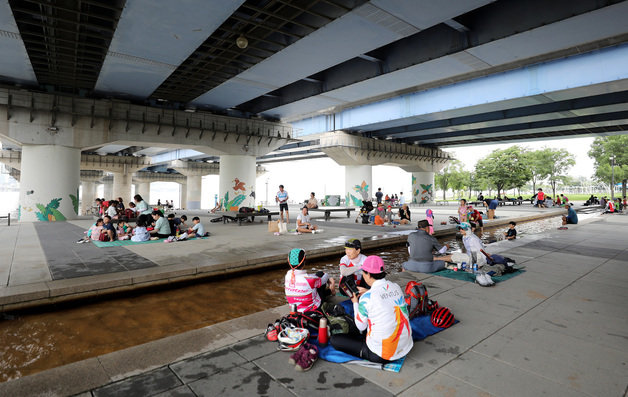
[
  {"x1": 320, "y1": 302, "x2": 360, "y2": 336},
  {"x1": 238, "y1": 207, "x2": 255, "y2": 213},
  {"x1": 405, "y1": 281, "x2": 429, "y2": 318},
  {"x1": 282, "y1": 308, "x2": 324, "y2": 333}
]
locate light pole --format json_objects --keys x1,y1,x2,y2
[
  {"x1": 265, "y1": 178, "x2": 269, "y2": 206},
  {"x1": 610, "y1": 155, "x2": 616, "y2": 200}
]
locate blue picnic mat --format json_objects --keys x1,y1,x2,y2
[{"x1": 431, "y1": 268, "x2": 525, "y2": 283}]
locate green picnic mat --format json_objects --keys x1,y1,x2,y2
[
  {"x1": 432, "y1": 267, "x2": 525, "y2": 283},
  {"x1": 92, "y1": 237, "x2": 204, "y2": 248}
]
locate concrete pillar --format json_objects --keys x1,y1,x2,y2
[
  {"x1": 345, "y1": 165, "x2": 372, "y2": 207},
  {"x1": 412, "y1": 171, "x2": 435, "y2": 204},
  {"x1": 185, "y1": 175, "x2": 202, "y2": 209},
  {"x1": 19, "y1": 145, "x2": 80, "y2": 222},
  {"x1": 103, "y1": 181, "x2": 113, "y2": 199},
  {"x1": 179, "y1": 182, "x2": 187, "y2": 210},
  {"x1": 137, "y1": 182, "x2": 151, "y2": 205},
  {"x1": 112, "y1": 171, "x2": 133, "y2": 203},
  {"x1": 219, "y1": 155, "x2": 256, "y2": 210},
  {"x1": 80, "y1": 180, "x2": 97, "y2": 215}
]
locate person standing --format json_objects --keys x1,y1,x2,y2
[
  {"x1": 399, "y1": 192, "x2": 405, "y2": 205},
  {"x1": 276, "y1": 184, "x2": 290, "y2": 224},
  {"x1": 537, "y1": 188, "x2": 546, "y2": 208},
  {"x1": 375, "y1": 188, "x2": 383, "y2": 204}
]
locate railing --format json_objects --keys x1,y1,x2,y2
[{"x1": 0, "y1": 213, "x2": 11, "y2": 226}]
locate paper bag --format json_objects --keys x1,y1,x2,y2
[
  {"x1": 278, "y1": 222, "x2": 288, "y2": 234},
  {"x1": 268, "y1": 220, "x2": 279, "y2": 233}
]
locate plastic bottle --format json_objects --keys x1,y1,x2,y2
[
  {"x1": 318, "y1": 318, "x2": 329, "y2": 346},
  {"x1": 473, "y1": 263, "x2": 478, "y2": 273},
  {"x1": 290, "y1": 304, "x2": 298, "y2": 314},
  {"x1": 461, "y1": 262, "x2": 467, "y2": 270}
]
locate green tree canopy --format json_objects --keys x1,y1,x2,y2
[
  {"x1": 527, "y1": 149, "x2": 550, "y2": 192},
  {"x1": 435, "y1": 160, "x2": 465, "y2": 200},
  {"x1": 475, "y1": 146, "x2": 532, "y2": 197},
  {"x1": 588, "y1": 135, "x2": 628, "y2": 190},
  {"x1": 542, "y1": 148, "x2": 576, "y2": 198}
]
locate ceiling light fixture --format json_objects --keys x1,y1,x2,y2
[{"x1": 236, "y1": 34, "x2": 248, "y2": 49}]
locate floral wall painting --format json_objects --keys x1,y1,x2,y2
[
  {"x1": 412, "y1": 175, "x2": 433, "y2": 204},
  {"x1": 35, "y1": 198, "x2": 67, "y2": 222},
  {"x1": 348, "y1": 180, "x2": 369, "y2": 207},
  {"x1": 70, "y1": 188, "x2": 79, "y2": 214}
]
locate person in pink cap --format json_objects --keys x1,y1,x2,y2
[{"x1": 330, "y1": 255, "x2": 413, "y2": 363}]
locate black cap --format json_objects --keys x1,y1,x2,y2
[{"x1": 345, "y1": 238, "x2": 361, "y2": 250}]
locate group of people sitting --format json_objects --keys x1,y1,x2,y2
[
  {"x1": 94, "y1": 194, "x2": 153, "y2": 219},
  {"x1": 600, "y1": 196, "x2": 626, "y2": 213},
  {"x1": 374, "y1": 188, "x2": 405, "y2": 206},
  {"x1": 358, "y1": 201, "x2": 411, "y2": 226},
  {"x1": 284, "y1": 240, "x2": 412, "y2": 364},
  {"x1": 78, "y1": 210, "x2": 208, "y2": 243},
  {"x1": 532, "y1": 189, "x2": 569, "y2": 208}
]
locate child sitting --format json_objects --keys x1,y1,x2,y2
[
  {"x1": 505, "y1": 221, "x2": 517, "y2": 240},
  {"x1": 188, "y1": 216, "x2": 207, "y2": 237},
  {"x1": 131, "y1": 214, "x2": 150, "y2": 242},
  {"x1": 77, "y1": 218, "x2": 104, "y2": 243},
  {"x1": 285, "y1": 248, "x2": 335, "y2": 313},
  {"x1": 117, "y1": 217, "x2": 133, "y2": 240}
]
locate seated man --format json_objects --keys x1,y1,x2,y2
[
  {"x1": 296, "y1": 206, "x2": 319, "y2": 233},
  {"x1": 331, "y1": 256, "x2": 413, "y2": 363},
  {"x1": 306, "y1": 192, "x2": 319, "y2": 209},
  {"x1": 402, "y1": 219, "x2": 452, "y2": 273},
  {"x1": 562, "y1": 203, "x2": 578, "y2": 225},
  {"x1": 285, "y1": 248, "x2": 334, "y2": 312}
]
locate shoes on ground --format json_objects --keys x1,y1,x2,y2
[
  {"x1": 265, "y1": 321, "x2": 280, "y2": 342},
  {"x1": 292, "y1": 342, "x2": 318, "y2": 371},
  {"x1": 475, "y1": 272, "x2": 495, "y2": 287}
]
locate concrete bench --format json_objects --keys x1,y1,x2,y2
[
  {"x1": 309, "y1": 207, "x2": 355, "y2": 220},
  {"x1": 216, "y1": 211, "x2": 279, "y2": 226},
  {"x1": 499, "y1": 199, "x2": 524, "y2": 206}
]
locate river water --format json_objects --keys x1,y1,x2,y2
[{"x1": 0, "y1": 212, "x2": 595, "y2": 382}]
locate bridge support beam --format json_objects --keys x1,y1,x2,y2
[
  {"x1": 219, "y1": 155, "x2": 256, "y2": 210},
  {"x1": 137, "y1": 182, "x2": 151, "y2": 205},
  {"x1": 103, "y1": 181, "x2": 113, "y2": 200},
  {"x1": 19, "y1": 145, "x2": 80, "y2": 222},
  {"x1": 112, "y1": 172, "x2": 133, "y2": 203},
  {"x1": 344, "y1": 165, "x2": 372, "y2": 207},
  {"x1": 80, "y1": 171, "x2": 103, "y2": 216}
]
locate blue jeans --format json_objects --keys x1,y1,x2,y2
[{"x1": 402, "y1": 259, "x2": 446, "y2": 273}]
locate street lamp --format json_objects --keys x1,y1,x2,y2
[{"x1": 610, "y1": 155, "x2": 616, "y2": 200}]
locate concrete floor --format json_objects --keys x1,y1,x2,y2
[{"x1": 1, "y1": 204, "x2": 626, "y2": 396}]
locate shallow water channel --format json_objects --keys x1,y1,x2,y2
[{"x1": 0, "y1": 213, "x2": 588, "y2": 382}]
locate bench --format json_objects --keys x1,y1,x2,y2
[
  {"x1": 309, "y1": 207, "x2": 355, "y2": 220},
  {"x1": 499, "y1": 199, "x2": 523, "y2": 206},
  {"x1": 216, "y1": 211, "x2": 279, "y2": 226},
  {"x1": 0, "y1": 213, "x2": 10, "y2": 226}
]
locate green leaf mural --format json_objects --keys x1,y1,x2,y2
[
  {"x1": 34, "y1": 198, "x2": 67, "y2": 222},
  {"x1": 70, "y1": 188, "x2": 79, "y2": 214},
  {"x1": 350, "y1": 193, "x2": 363, "y2": 206}
]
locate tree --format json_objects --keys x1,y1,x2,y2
[
  {"x1": 527, "y1": 150, "x2": 550, "y2": 192},
  {"x1": 475, "y1": 146, "x2": 532, "y2": 197},
  {"x1": 588, "y1": 135, "x2": 628, "y2": 195},
  {"x1": 435, "y1": 160, "x2": 464, "y2": 200},
  {"x1": 544, "y1": 149, "x2": 576, "y2": 198}
]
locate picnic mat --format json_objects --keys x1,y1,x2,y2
[
  {"x1": 432, "y1": 267, "x2": 525, "y2": 283},
  {"x1": 311, "y1": 300, "x2": 458, "y2": 372},
  {"x1": 92, "y1": 237, "x2": 205, "y2": 248}
]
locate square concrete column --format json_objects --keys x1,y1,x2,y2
[
  {"x1": 345, "y1": 165, "x2": 372, "y2": 207},
  {"x1": 179, "y1": 182, "x2": 187, "y2": 210},
  {"x1": 19, "y1": 144, "x2": 80, "y2": 222},
  {"x1": 103, "y1": 181, "x2": 113, "y2": 199},
  {"x1": 137, "y1": 182, "x2": 151, "y2": 205},
  {"x1": 80, "y1": 180, "x2": 97, "y2": 215},
  {"x1": 412, "y1": 172, "x2": 435, "y2": 204},
  {"x1": 112, "y1": 172, "x2": 133, "y2": 203}
]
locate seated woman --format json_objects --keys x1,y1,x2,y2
[
  {"x1": 458, "y1": 222, "x2": 486, "y2": 265},
  {"x1": 373, "y1": 202, "x2": 387, "y2": 226},
  {"x1": 331, "y1": 256, "x2": 413, "y2": 363},
  {"x1": 284, "y1": 248, "x2": 335, "y2": 312},
  {"x1": 150, "y1": 210, "x2": 171, "y2": 238},
  {"x1": 296, "y1": 207, "x2": 319, "y2": 234},
  {"x1": 306, "y1": 192, "x2": 319, "y2": 209},
  {"x1": 398, "y1": 204, "x2": 411, "y2": 224},
  {"x1": 131, "y1": 215, "x2": 150, "y2": 242}
]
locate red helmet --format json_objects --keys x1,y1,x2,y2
[{"x1": 431, "y1": 307, "x2": 455, "y2": 328}]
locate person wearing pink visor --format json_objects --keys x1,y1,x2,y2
[{"x1": 330, "y1": 255, "x2": 413, "y2": 363}]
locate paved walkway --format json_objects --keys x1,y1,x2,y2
[
  {"x1": 1, "y1": 210, "x2": 626, "y2": 396},
  {"x1": 0, "y1": 203, "x2": 567, "y2": 310}
]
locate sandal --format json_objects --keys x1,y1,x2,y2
[{"x1": 294, "y1": 342, "x2": 318, "y2": 372}]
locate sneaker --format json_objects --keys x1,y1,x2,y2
[
  {"x1": 288, "y1": 345, "x2": 306, "y2": 365},
  {"x1": 484, "y1": 273, "x2": 495, "y2": 286},
  {"x1": 294, "y1": 343, "x2": 318, "y2": 372},
  {"x1": 265, "y1": 323, "x2": 279, "y2": 342}
]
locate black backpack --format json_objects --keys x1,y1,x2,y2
[{"x1": 238, "y1": 207, "x2": 255, "y2": 213}]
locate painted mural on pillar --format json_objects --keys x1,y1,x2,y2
[
  {"x1": 412, "y1": 175, "x2": 433, "y2": 204},
  {"x1": 221, "y1": 178, "x2": 249, "y2": 210},
  {"x1": 34, "y1": 198, "x2": 67, "y2": 221},
  {"x1": 348, "y1": 180, "x2": 369, "y2": 206},
  {"x1": 70, "y1": 188, "x2": 79, "y2": 214}
]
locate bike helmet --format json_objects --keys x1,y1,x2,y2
[
  {"x1": 430, "y1": 307, "x2": 455, "y2": 328},
  {"x1": 277, "y1": 327, "x2": 310, "y2": 351}
]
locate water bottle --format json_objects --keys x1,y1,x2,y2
[
  {"x1": 318, "y1": 318, "x2": 329, "y2": 346},
  {"x1": 461, "y1": 262, "x2": 467, "y2": 270},
  {"x1": 290, "y1": 304, "x2": 298, "y2": 314},
  {"x1": 473, "y1": 263, "x2": 478, "y2": 273}
]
